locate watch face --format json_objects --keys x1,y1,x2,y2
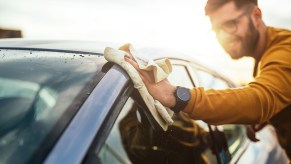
[{"x1": 177, "y1": 87, "x2": 191, "y2": 101}]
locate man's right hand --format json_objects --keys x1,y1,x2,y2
[{"x1": 125, "y1": 56, "x2": 177, "y2": 108}]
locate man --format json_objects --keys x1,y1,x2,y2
[{"x1": 125, "y1": 0, "x2": 291, "y2": 159}]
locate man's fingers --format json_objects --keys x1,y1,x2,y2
[
  {"x1": 124, "y1": 56, "x2": 146, "y2": 76},
  {"x1": 124, "y1": 56, "x2": 155, "y2": 84},
  {"x1": 124, "y1": 56, "x2": 139, "y2": 70}
]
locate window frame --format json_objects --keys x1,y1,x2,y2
[{"x1": 44, "y1": 65, "x2": 133, "y2": 164}]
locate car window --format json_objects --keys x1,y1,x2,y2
[
  {"x1": 97, "y1": 97, "x2": 136, "y2": 164},
  {"x1": 190, "y1": 67, "x2": 245, "y2": 156},
  {"x1": 167, "y1": 65, "x2": 194, "y2": 88},
  {"x1": 0, "y1": 49, "x2": 106, "y2": 163},
  {"x1": 94, "y1": 91, "x2": 220, "y2": 164},
  {"x1": 194, "y1": 69, "x2": 229, "y2": 89}
]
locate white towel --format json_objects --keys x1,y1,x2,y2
[{"x1": 104, "y1": 43, "x2": 174, "y2": 131}]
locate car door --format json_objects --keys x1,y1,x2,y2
[
  {"x1": 82, "y1": 60, "x2": 239, "y2": 164},
  {"x1": 85, "y1": 91, "x2": 218, "y2": 164}
]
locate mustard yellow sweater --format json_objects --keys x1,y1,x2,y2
[{"x1": 183, "y1": 27, "x2": 291, "y2": 125}]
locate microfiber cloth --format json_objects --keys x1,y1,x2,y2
[{"x1": 104, "y1": 43, "x2": 174, "y2": 131}]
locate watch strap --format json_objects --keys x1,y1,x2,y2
[{"x1": 171, "y1": 86, "x2": 191, "y2": 113}]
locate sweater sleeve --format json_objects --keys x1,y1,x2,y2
[{"x1": 182, "y1": 47, "x2": 291, "y2": 125}]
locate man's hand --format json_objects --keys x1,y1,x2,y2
[
  {"x1": 245, "y1": 122, "x2": 268, "y2": 142},
  {"x1": 125, "y1": 56, "x2": 177, "y2": 108}
]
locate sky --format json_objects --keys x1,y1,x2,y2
[{"x1": 0, "y1": 0, "x2": 290, "y2": 84}]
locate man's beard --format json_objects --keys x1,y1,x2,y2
[
  {"x1": 221, "y1": 18, "x2": 260, "y2": 59},
  {"x1": 242, "y1": 17, "x2": 260, "y2": 57}
]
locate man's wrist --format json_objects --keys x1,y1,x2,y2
[{"x1": 168, "y1": 86, "x2": 177, "y2": 108}]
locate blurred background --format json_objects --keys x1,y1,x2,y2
[{"x1": 0, "y1": 0, "x2": 290, "y2": 85}]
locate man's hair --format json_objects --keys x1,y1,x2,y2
[{"x1": 205, "y1": 0, "x2": 257, "y2": 16}]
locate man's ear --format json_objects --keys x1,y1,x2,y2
[{"x1": 252, "y1": 6, "x2": 263, "y2": 27}]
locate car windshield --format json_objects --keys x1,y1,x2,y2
[{"x1": 0, "y1": 49, "x2": 106, "y2": 163}]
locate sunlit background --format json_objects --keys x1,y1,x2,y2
[{"x1": 0, "y1": 0, "x2": 290, "y2": 84}]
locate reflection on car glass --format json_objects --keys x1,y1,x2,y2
[
  {"x1": 0, "y1": 77, "x2": 59, "y2": 161},
  {"x1": 0, "y1": 50, "x2": 103, "y2": 163}
]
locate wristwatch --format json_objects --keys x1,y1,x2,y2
[{"x1": 171, "y1": 86, "x2": 191, "y2": 113}]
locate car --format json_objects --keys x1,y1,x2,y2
[{"x1": 0, "y1": 39, "x2": 288, "y2": 164}]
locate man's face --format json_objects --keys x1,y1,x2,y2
[{"x1": 209, "y1": 2, "x2": 259, "y2": 59}]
